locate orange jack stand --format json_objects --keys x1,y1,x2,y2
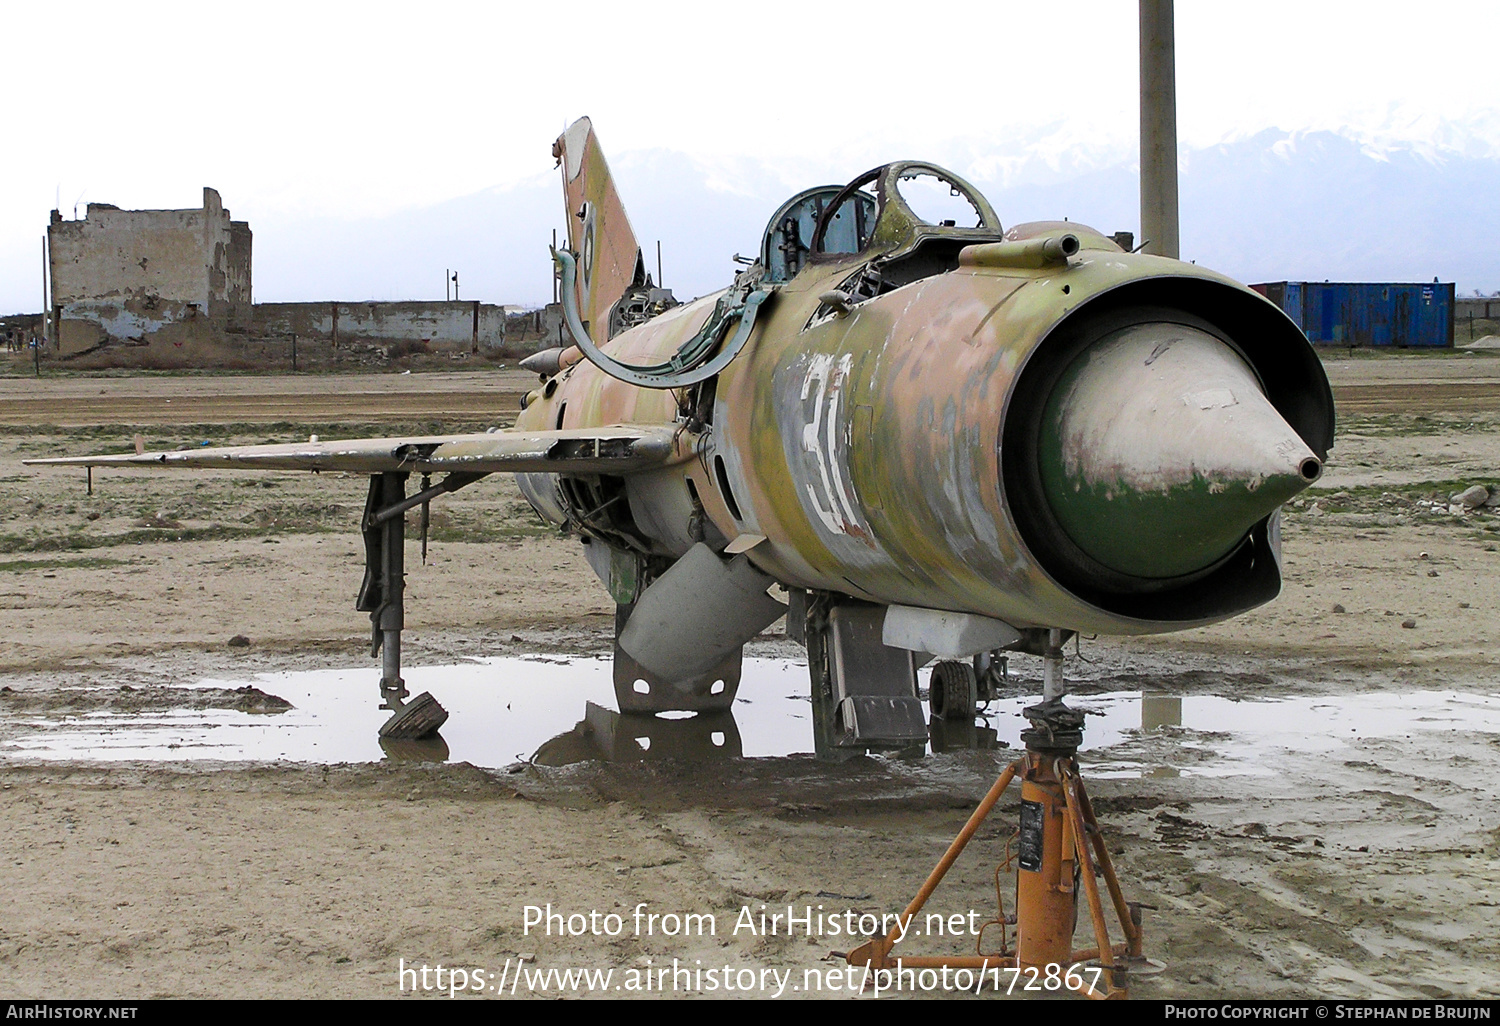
[{"x1": 846, "y1": 745, "x2": 1155, "y2": 1000}]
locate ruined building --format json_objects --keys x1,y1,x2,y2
[
  {"x1": 46, "y1": 187, "x2": 251, "y2": 353},
  {"x1": 40, "y1": 187, "x2": 558, "y2": 365}
]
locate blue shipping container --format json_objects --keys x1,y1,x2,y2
[{"x1": 1251, "y1": 281, "x2": 1454, "y2": 347}]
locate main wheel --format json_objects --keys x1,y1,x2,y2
[
  {"x1": 929, "y1": 661, "x2": 977, "y2": 720},
  {"x1": 378, "y1": 691, "x2": 449, "y2": 739}
]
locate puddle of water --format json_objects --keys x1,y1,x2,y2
[
  {"x1": 0, "y1": 658, "x2": 816, "y2": 767},
  {"x1": 1042, "y1": 689, "x2": 1500, "y2": 778},
  {"x1": 2, "y1": 657, "x2": 1497, "y2": 775}
]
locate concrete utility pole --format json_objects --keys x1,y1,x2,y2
[
  {"x1": 1139, "y1": 0, "x2": 1180, "y2": 259},
  {"x1": 41, "y1": 236, "x2": 49, "y2": 347}
]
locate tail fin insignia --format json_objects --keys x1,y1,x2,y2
[{"x1": 553, "y1": 117, "x2": 644, "y2": 341}]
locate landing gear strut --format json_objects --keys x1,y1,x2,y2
[
  {"x1": 803, "y1": 593, "x2": 927, "y2": 760},
  {"x1": 845, "y1": 630, "x2": 1160, "y2": 999},
  {"x1": 358, "y1": 472, "x2": 448, "y2": 740}
]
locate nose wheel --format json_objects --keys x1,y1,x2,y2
[{"x1": 929, "y1": 660, "x2": 977, "y2": 719}]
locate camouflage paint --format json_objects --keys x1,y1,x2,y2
[
  {"x1": 555, "y1": 118, "x2": 642, "y2": 340},
  {"x1": 520, "y1": 195, "x2": 1331, "y2": 636}
]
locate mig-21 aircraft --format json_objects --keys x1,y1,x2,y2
[{"x1": 30, "y1": 117, "x2": 1334, "y2": 759}]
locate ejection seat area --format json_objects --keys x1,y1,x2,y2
[{"x1": 759, "y1": 185, "x2": 877, "y2": 284}]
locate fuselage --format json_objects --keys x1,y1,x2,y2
[{"x1": 516, "y1": 223, "x2": 1332, "y2": 637}]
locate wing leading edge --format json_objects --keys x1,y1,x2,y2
[{"x1": 23, "y1": 425, "x2": 686, "y2": 476}]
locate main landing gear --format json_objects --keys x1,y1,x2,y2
[{"x1": 358, "y1": 472, "x2": 449, "y2": 741}]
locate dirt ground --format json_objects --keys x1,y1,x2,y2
[{"x1": 0, "y1": 353, "x2": 1498, "y2": 1000}]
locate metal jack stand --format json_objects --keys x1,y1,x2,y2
[
  {"x1": 358, "y1": 472, "x2": 448, "y2": 740},
  {"x1": 846, "y1": 630, "x2": 1160, "y2": 1000}
]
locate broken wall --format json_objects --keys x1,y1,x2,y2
[{"x1": 47, "y1": 187, "x2": 252, "y2": 353}]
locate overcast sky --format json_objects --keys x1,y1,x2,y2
[{"x1": 3, "y1": 0, "x2": 1497, "y2": 311}]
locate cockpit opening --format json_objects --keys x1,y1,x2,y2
[
  {"x1": 893, "y1": 169, "x2": 986, "y2": 229},
  {"x1": 773, "y1": 162, "x2": 1005, "y2": 327}
]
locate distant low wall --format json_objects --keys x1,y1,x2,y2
[
  {"x1": 1457, "y1": 299, "x2": 1500, "y2": 321},
  {"x1": 250, "y1": 301, "x2": 562, "y2": 351},
  {"x1": 0, "y1": 313, "x2": 43, "y2": 335},
  {"x1": 41, "y1": 298, "x2": 568, "y2": 364}
]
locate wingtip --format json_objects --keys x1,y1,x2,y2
[{"x1": 24, "y1": 452, "x2": 173, "y2": 468}]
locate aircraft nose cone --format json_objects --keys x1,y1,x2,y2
[{"x1": 1038, "y1": 322, "x2": 1321, "y2": 581}]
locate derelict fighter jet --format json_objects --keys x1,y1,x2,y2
[{"x1": 30, "y1": 118, "x2": 1334, "y2": 758}]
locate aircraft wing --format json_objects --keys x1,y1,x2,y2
[{"x1": 23, "y1": 424, "x2": 685, "y2": 476}]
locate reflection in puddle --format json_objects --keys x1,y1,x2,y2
[
  {"x1": 926, "y1": 716, "x2": 1002, "y2": 754},
  {"x1": 378, "y1": 735, "x2": 451, "y2": 763},
  {"x1": 1140, "y1": 695, "x2": 1183, "y2": 732},
  {"x1": 1069, "y1": 689, "x2": 1500, "y2": 778},
  {"x1": 533, "y1": 702, "x2": 742, "y2": 766},
  {"x1": 1, "y1": 656, "x2": 1497, "y2": 776}
]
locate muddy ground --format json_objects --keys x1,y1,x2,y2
[{"x1": 0, "y1": 353, "x2": 1497, "y2": 1000}]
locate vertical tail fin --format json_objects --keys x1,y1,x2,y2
[{"x1": 554, "y1": 117, "x2": 646, "y2": 341}]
